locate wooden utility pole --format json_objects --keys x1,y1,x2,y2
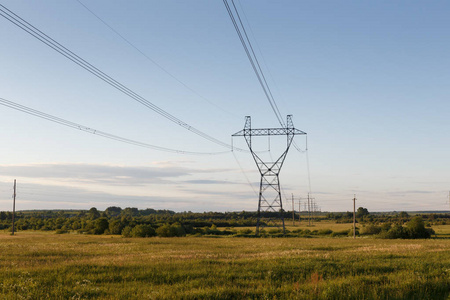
[
  {"x1": 291, "y1": 194, "x2": 295, "y2": 226},
  {"x1": 298, "y1": 198, "x2": 301, "y2": 223},
  {"x1": 353, "y1": 194, "x2": 357, "y2": 239},
  {"x1": 12, "y1": 179, "x2": 16, "y2": 235},
  {"x1": 307, "y1": 193, "x2": 311, "y2": 226},
  {"x1": 307, "y1": 193, "x2": 315, "y2": 226}
]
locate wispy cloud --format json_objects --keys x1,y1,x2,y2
[
  {"x1": 0, "y1": 163, "x2": 235, "y2": 186},
  {"x1": 0, "y1": 163, "x2": 253, "y2": 211},
  {"x1": 0, "y1": 163, "x2": 187, "y2": 184},
  {"x1": 0, "y1": 182, "x2": 234, "y2": 211}
]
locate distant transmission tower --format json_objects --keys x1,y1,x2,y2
[{"x1": 232, "y1": 115, "x2": 306, "y2": 234}]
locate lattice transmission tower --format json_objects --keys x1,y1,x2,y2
[{"x1": 233, "y1": 115, "x2": 306, "y2": 234}]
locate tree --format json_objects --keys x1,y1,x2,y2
[
  {"x1": 398, "y1": 211, "x2": 409, "y2": 219},
  {"x1": 356, "y1": 207, "x2": 369, "y2": 218},
  {"x1": 109, "y1": 219, "x2": 125, "y2": 235},
  {"x1": 88, "y1": 207, "x2": 101, "y2": 220},
  {"x1": 156, "y1": 223, "x2": 186, "y2": 237},
  {"x1": 122, "y1": 207, "x2": 139, "y2": 217},
  {"x1": 381, "y1": 224, "x2": 408, "y2": 239},
  {"x1": 131, "y1": 225, "x2": 156, "y2": 237},
  {"x1": 407, "y1": 216, "x2": 431, "y2": 239},
  {"x1": 94, "y1": 218, "x2": 109, "y2": 234},
  {"x1": 105, "y1": 206, "x2": 122, "y2": 218},
  {"x1": 122, "y1": 226, "x2": 132, "y2": 237}
]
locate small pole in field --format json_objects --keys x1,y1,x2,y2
[
  {"x1": 12, "y1": 179, "x2": 16, "y2": 235},
  {"x1": 298, "y1": 198, "x2": 301, "y2": 223},
  {"x1": 292, "y1": 193, "x2": 295, "y2": 226},
  {"x1": 307, "y1": 193, "x2": 311, "y2": 226},
  {"x1": 353, "y1": 194, "x2": 357, "y2": 239}
]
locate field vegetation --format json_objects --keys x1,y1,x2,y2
[
  {"x1": 0, "y1": 232, "x2": 449, "y2": 299},
  {"x1": 1, "y1": 208, "x2": 450, "y2": 298}
]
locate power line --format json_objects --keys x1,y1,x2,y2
[
  {"x1": 75, "y1": 0, "x2": 238, "y2": 118},
  {"x1": 0, "y1": 97, "x2": 229, "y2": 156},
  {"x1": 223, "y1": 0, "x2": 311, "y2": 185},
  {"x1": 232, "y1": 151, "x2": 258, "y2": 196},
  {"x1": 0, "y1": 4, "x2": 241, "y2": 151},
  {"x1": 223, "y1": 0, "x2": 284, "y2": 126},
  {"x1": 236, "y1": 0, "x2": 288, "y2": 116},
  {"x1": 224, "y1": 1, "x2": 309, "y2": 156}
]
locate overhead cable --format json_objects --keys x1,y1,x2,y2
[
  {"x1": 0, "y1": 4, "x2": 244, "y2": 152},
  {"x1": 75, "y1": 0, "x2": 238, "y2": 118},
  {"x1": 0, "y1": 98, "x2": 230, "y2": 156},
  {"x1": 223, "y1": 0, "x2": 284, "y2": 127}
]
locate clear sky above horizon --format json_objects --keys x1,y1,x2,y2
[{"x1": 1, "y1": 0, "x2": 449, "y2": 213}]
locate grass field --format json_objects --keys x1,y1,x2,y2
[{"x1": 0, "y1": 232, "x2": 449, "y2": 299}]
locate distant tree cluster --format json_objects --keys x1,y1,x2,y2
[
  {"x1": 0, "y1": 207, "x2": 444, "y2": 239},
  {"x1": 359, "y1": 216, "x2": 435, "y2": 239},
  {"x1": 0, "y1": 207, "x2": 261, "y2": 237}
]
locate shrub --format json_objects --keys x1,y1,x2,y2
[
  {"x1": 380, "y1": 223, "x2": 392, "y2": 232},
  {"x1": 379, "y1": 225, "x2": 408, "y2": 239},
  {"x1": 156, "y1": 223, "x2": 186, "y2": 237},
  {"x1": 268, "y1": 228, "x2": 282, "y2": 235},
  {"x1": 238, "y1": 228, "x2": 253, "y2": 235},
  {"x1": 109, "y1": 219, "x2": 125, "y2": 235},
  {"x1": 131, "y1": 225, "x2": 156, "y2": 238},
  {"x1": 121, "y1": 226, "x2": 132, "y2": 238},
  {"x1": 360, "y1": 224, "x2": 381, "y2": 235},
  {"x1": 318, "y1": 229, "x2": 333, "y2": 235},
  {"x1": 330, "y1": 229, "x2": 349, "y2": 237},
  {"x1": 93, "y1": 218, "x2": 109, "y2": 235},
  {"x1": 348, "y1": 228, "x2": 359, "y2": 237},
  {"x1": 407, "y1": 216, "x2": 431, "y2": 239}
]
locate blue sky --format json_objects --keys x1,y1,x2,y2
[{"x1": 0, "y1": 1, "x2": 449, "y2": 212}]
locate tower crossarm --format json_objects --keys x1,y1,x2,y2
[{"x1": 232, "y1": 128, "x2": 306, "y2": 136}]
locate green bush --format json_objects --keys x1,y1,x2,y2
[
  {"x1": 406, "y1": 216, "x2": 431, "y2": 239},
  {"x1": 378, "y1": 225, "x2": 408, "y2": 239},
  {"x1": 93, "y1": 218, "x2": 109, "y2": 235},
  {"x1": 156, "y1": 223, "x2": 186, "y2": 237},
  {"x1": 109, "y1": 219, "x2": 125, "y2": 235},
  {"x1": 237, "y1": 228, "x2": 253, "y2": 235},
  {"x1": 360, "y1": 224, "x2": 381, "y2": 235},
  {"x1": 330, "y1": 229, "x2": 349, "y2": 237},
  {"x1": 318, "y1": 229, "x2": 333, "y2": 235},
  {"x1": 121, "y1": 226, "x2": 132, "y2": 238},
  {"x1": 130, "y1": 224, "x2": 156, "y2": 238}
]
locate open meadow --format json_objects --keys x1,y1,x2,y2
[{"x1": 0, "y1": 231, "x2": 449, "y2": 299}]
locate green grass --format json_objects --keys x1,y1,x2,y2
[{"x1": 0, "y1": 232, "x2": 449, "y2": 299}]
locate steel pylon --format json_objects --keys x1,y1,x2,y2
[{"x1": 232, "y1": 115, "x2": 306, "y2": 234}]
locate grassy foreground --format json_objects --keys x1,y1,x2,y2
[{"x1": 0, "y1": 233, "x2": 449, "y2": 299}]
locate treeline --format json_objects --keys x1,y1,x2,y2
[
  {"x1": 0, "y1": 207, "x2": 265, "y2": 237},
  {"x1": 0, "y1": 207, "x2": 447, "y2": 238},
  {"x1": 326, "y1": 209, "x2": 450, "y2": 226}
]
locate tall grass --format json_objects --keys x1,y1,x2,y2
[{"x1": 0, "y1": 233, "x2": 449, "y2": 299}]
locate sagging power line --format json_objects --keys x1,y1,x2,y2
[
  {"x1": 223, "y1": 0, "x2": 313, "y2": 197},
  {"x1": 0, "y1": 97, "x2": 229, "y2": 156},
  {"x1": 0, "y1": 4, "x2": 243, "y2": 152},
  {"x1": 75, "y1": 0, "x2": 238, "y2": 118},
  {"x1": 223, "y1": 0, "x2": 284, "y2": 127}
]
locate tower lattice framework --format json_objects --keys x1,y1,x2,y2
[{"x1": 233, "y1": 115, "x2": 306, "y2": 234}]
